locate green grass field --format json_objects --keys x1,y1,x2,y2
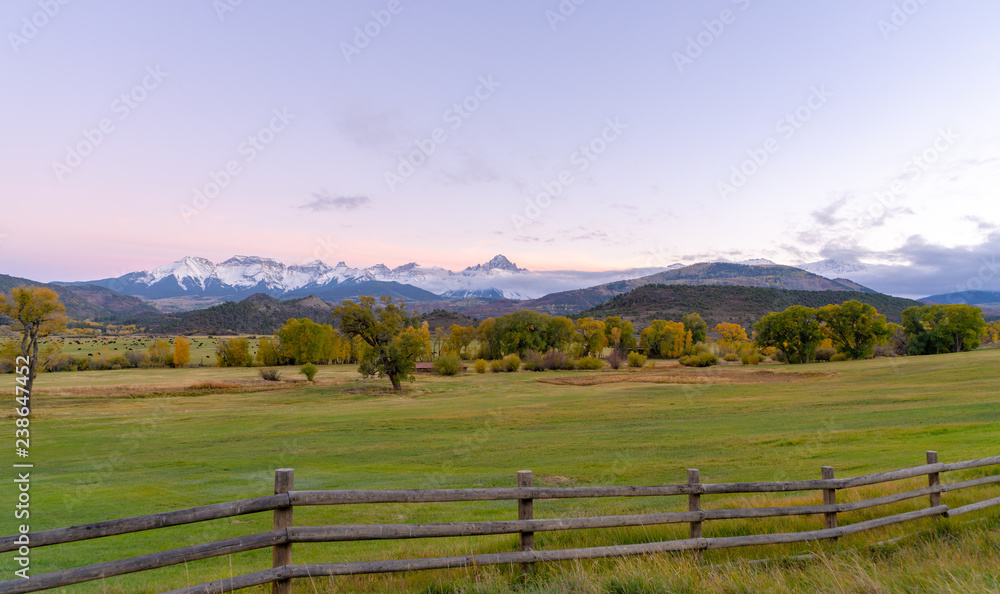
[
  {"x1": 1, "y1": 351, "x2": 999, "y2": 592},
  {"x1": 54, "y1": 335, "x2": 263, "y2": 366}
]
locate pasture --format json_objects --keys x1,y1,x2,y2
[{"x1": 1, "y1": 350, "x2": 999, "y2": 592}]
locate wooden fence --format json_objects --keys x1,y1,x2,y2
[{"x1": 1, "y1": 451, "x2": 999, "y2": 593}]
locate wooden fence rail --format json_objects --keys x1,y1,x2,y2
[{"x1": 1, "y1": 451, "x2": 998, "y2": 594}]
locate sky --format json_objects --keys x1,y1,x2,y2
[{"x1": 1, "y1": 0, "x2": 998, "y2": 297}]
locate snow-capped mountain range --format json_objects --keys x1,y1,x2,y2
[{"x1": 80, "y1": 255, "x2": 869, "y2": 305}]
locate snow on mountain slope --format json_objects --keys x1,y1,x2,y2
[
  {"x1": 799, "y1": 259, "x2": 870, "y2": 279},
  {"x1": 97, "y1": 254, "x2": 670, "y2": 302}
]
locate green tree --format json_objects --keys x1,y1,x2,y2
[
  {"x1": 542, "y1": 316, "x2": 577, "y2": 351},
  {"x1": 495, "y1": 310, "x2": 550, "y2": 356},
  {"x1": 278, "y1": 318, "x2": 335, "y2": 364},
  {"x1": 0, "y1": 287, "x2": 67, "y2": 413},
  {"x1": 575, "y1": 317, "x2": 607, "y2": 357},
  {"x1": 941, "y1": 304, "x2": 988, "y2": 353},
  {"x1": 333, "y1": 296, "x2": 426, "y2": 391},
  {"x1": 816, "y1": 300, "x2": 892, "y2": 360},
  {"x1": 754, "y1": 306, "x2": 822, "y2": 364},
  {"x1": 899, "y1": 304, "x2": 985, "y2": 355},
  {"x1": 682, "y1": 313, "x2": 708, "y2": 344},
  {"x1": 474, "y1": 318, "x2": 501, "y2": 360},
  {"x1": 603, "y1": 316, "x2": 636, "y2": 351}
]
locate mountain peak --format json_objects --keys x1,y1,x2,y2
[{"x1": 463, "y1": 254, "x2": 526, "y2": 273}]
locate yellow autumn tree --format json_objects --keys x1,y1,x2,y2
[
  {"x1": 173, "y1": 337, "x2": 191, "y2": 368},
  {"x1": 0, "y1": 286, "x2": 67, "y2": 413}
]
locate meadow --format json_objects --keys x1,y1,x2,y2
[{"x1": 1, "y1": 350, "x2": 999, "y2": 592}]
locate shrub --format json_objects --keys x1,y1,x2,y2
[
  {"x1": 474, "y1": 359, "x2": 488, "y2": 374},
  {"x1": 873, "y1": 344, "x2": 896, "y2": 358},
  {"x1": 432, "y1": 353, "x2": 462, "y2": 376},
  {"x1": 606, "y1": 349, "x2": 626, "y2": 370},
  {"x1": 502, "y1": 354, "x2": 521, "y2": 372},
  {"x1": 741, "y1": 352, "x2": 763, "y2": 365},
  {"x1": 258, "y1": 368, "x2": 282, "y2": 381},
  {"x1": 576, "y1": 356, "x2": 605, "y2": 370},
  {"x1": 814, "y1": 347, "x2": 836, "y2": 362},
  {"x1": 627, "y1": 352, "x2": 647, "y2": 368},
  {"x1": 722, "y1": 353, "x2": 740, "y2": 362},
  {"x1": 300, "y1": 362, "x2": 318, "y2": 381},
  {"x1": 541, "y1": 350, "x2": 572, "y2": 371},
  {"x1": 125, "y1": 350, "x2": 148, "y2": 368},
  {"x1": 679, "y1": 352, "x2": 718, "y2": 367},
  {"x1": 830, "y1": 353, "x2": 849, "y2": 362},
  {"x1": 521, "y1": 350, "x2": 543, "y2": 372},
  {"x1": 489, "y1": 359, "x2": 504, "y2": 373}
]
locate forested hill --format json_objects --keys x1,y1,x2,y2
[
  {"x1": 581, "y1": 284, "x2": 922, "y2": 329},
  {"x1": 129, "y1": 294, "x2": 336, "y2": 334}
]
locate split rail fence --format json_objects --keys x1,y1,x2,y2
[{"x1": 1, "y1": 451, "x2": 999, "y2": 593}]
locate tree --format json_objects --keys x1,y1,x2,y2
[
  {"x1": 447, "y1": 324, "x2": 476, "y2": 359},
  {"x1": 754, "y1": 306, "x2": 822, "y2": 364},
  {"x1": 333, "y1": 296, "x2": 427, "y2": 391},
  {"x1": 941, "y1": 304, "x2": 987, "y2": 353},
  {"x1": 901, "y1": 305, "x2": 950, "y2": 355},
  {"x1": 0, "y1": 287, "x2": 67, "y2": 412},
  {"x1": 300, "y1": 362, "x2": 318, "y2": 382},
  {"x1": 682, "y1": 313, "x2": 708, "y2": 344},
  {"x1": 816, "y1": 300, "x2": 892, "y2": 360},
  {"x1": 543, "y1": 316, "x2": 577, "y2": 351},
  {"x1": 714, "y1": 322, "x2": 749, "y2": 344},
  {"x1": 173, "y1": 337, "x2": 191, "y2": 368},
  {"x1": 256, "y1": 336, "x2": 281, "y2": 366},
  {"x1": 216, "y1": 337, "x2": 251, "y2": 367},
  {"x1": 475, "y1": 318, "x2": 501, "y2": 360},
  {"x1": 575, "y1": 317, "x2": 607, "y2": 357},
  {"x1": 495, "y1": 310, "x2": 550, "y2": 356},
  {"x1": 603, "y1": 316, "x2": 636, "y2": 351},
  {"x1": 901, "y1": 304, "x2": 985, "y2": 355},
  {"x1": 148, "y1": 339, "x2": 172, "y2": 366},
  {"x1": 639, "y1": 320, "x2": 686, "y2": 358},
  {"x1": 278, "y1": 318, "x2": 335, "y2": 364}
]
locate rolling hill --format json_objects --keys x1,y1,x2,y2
[
  {"x1": 0, "y1": 274, "x2": 159, "y2": 322},
  {"x1": 580, "y1": 284, "x2": 923, "y2": 329}
]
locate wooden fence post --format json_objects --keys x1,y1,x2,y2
[
  {"x1": 272, "y1": 468, "x2": 294, "y2": 594},
  {"x1": 821, "y1": 466, "x2": 837, "y2": 542},
  {"x1": 687, "y1": 469, "x2": 703, "y2": 561},
  {"x1": 517, "y1": 470, "x2": 534, "y2": 576},
  {"x1": 927, "y1": 451, "x2": 941, "y2": 509}
]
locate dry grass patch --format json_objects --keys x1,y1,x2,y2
[{"x1": 538, "y1": 368, "x2": 835, "y2": 386}]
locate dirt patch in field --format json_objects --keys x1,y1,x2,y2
[{"x1": 536, "y1": 368, "x2": 834, "y2": 386}]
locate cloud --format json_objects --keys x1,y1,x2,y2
[
  {"x1": 819, "y1": 233, "x2": 1000, "y2": 298},
  {"x1": 811, "y1": 193, "x2": 852, "y2": 226},
  {"x1": 299, "y1": 191, "x2": 371, "y2": 212}
]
